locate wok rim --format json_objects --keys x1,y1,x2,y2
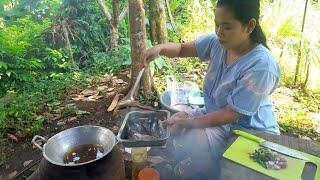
[{"x1": 41, "y1": 125, "x2": 116, "y2": 167}]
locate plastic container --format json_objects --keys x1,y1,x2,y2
[
  {"x1": 131, "y1": 147, "x2": 148, "y2": 180},
  {"x1": 138, "y1": 167, "x2": 160, "y2": 180}
]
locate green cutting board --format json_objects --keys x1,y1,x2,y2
[{"x1": 223, "y1": 136, "x2": 320, "y2": 180}]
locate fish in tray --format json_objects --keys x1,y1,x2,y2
[
  {"x1": 132, "y1": 133, "x2": 158, "y2": 141},
  {"x1": 128, "y1": 118, "x2": 165, "y2": 141}
]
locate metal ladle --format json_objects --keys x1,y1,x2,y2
[{"x1": 118, "y1": 68, "x2": 145, "y2": 108}]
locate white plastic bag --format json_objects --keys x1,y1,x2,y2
[{"x1": 165, "y1": 76, "x2": 187, "y2": 106}]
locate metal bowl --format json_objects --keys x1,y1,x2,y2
[
  {"x1": 32, "y1": 125, "x2": 116, "y2": 167},
  {"x1": 160, "y1": 90, "x2": 193, "y2": 114}
]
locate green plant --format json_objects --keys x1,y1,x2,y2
[
  {"x1": 137, "y1": 90, "x2": 159, "y2": 106},
  {"x1": 0, "y1": 15, "x2": 51, "y2": 96},
  {"x1": 59, "y1": 104, "x2": 78, "y2": 117},
  {"x1": 42, "y1": 48, "x2": 73, "y2": 73},
  {"x1": 278, "y1": 110, "x2": 320, "y2": 141},
  {"x1": 261, "y1": 0, "x2": 320, "y2": 90},
  {"x1": 250, "y1": 147, "x2": 288, "y2": 170}
]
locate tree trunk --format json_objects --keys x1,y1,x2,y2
[
  {"x1": 110, "y1": 0, "x2": 120, "y2": 50},
  {"x1": 61, "y1": 19, "x2": 75, "y2": 63},
  {"x1": 303, "y1": 54, "x2": 310, "y2": 91},
  {"x1": 110, "y1": 26, "x2": 119, "y2": 50},
  {"x1": 141, "y1": 67, "x2": 153, "y2": 96},
  {"x1": 149, "y1": 0, "x2": 168, "y2": 44},
  {"x1": 165, "y1": 0, "x2": 182, "y2": 42},
  {"x1": 294, "y1": 0, "x2": 308, "y2": 86},
  {"x1": 97, "y1": 0, "x2": 128, "y2": 51},
  {"x1": 128, "y1": 0, "x2": 152, "y2": 96}
]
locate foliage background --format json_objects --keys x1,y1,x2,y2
[{"x1": 0, "y1": 0, "x2": 320, "y2": 165}]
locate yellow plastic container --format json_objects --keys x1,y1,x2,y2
[{"x1": 131, "y1": 147, "x2": 148, "y2": 180}]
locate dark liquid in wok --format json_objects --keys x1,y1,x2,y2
[{"x1": 63, "y1": 144, "x2": 104, "y2": 164}]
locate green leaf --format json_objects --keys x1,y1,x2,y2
[
  {"x1": 0, "y1": 61, "x2": 8, "y2": 70},
  {"x1": 150, "y1": 61, "x2": 155, "y2": 76},
  {"x1": 154, "y1": 56, "x2": 169, "y2": 69},
  {"x1": 5, "y1": 71, "x2": 11, "y2": 77},
  {"x1": 154, "y1": 57, "x2": 164, "y2": 69}
]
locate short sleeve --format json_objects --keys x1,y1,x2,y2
[
  {"x1": 227, "y1": 71, "x2": 279, "y2": 116},
  {"x1": 195, "y1": 33, "x2": 218, "y2": 61}
]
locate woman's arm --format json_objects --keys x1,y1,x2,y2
[
  {"x1": 163, "y1": 106, "x2": 240, "y2": 128},
  {"x1": 144, "y1": 41, "x2": 198, "y2": 65},
  {"x1": 158, "y1": 42, "x2": 198, "y2": 58},
  {"x1": 193, "y1": 106, "x2": 240, "y2": 127}
]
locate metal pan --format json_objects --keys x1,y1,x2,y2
[
  {"x1": 32, "y1": 125, "x2": 116, "y2": 167},
  {"x1": 117, "y1": 110, "x2": 170, "y2": 147}
]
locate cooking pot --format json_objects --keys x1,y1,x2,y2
[{"x1": 32, "y1": 125, "x2": 116, "y2": 167}]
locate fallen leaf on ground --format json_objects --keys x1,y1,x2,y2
[
  {"x1": 97, "y1": 85, "x2": 109, "y2": 91},
  {"x1": 35, "y1": 115, "x2": 45, "y2": 121},
  {"x1": 43, "y1": 112, "x2": 54, "y2": 119},
  {"x1": 106, "y1": 92, "x2": 116, "y2": 97},
  {"x1": 15, "y1": 131, "x2": 26, "y2": 138},
  {"x1": 23, "y1": 160, "x2": 33, "y2": 167},
  {"x1": 7, "y1": 133, "x2": 19, "y2": 142},
  {"x1": 52, "y1": 114, "x2": 62, "y2": 121},
  {"x1": 87, "y1": 94, "x2": 102, "y2": 101},
  {"x1": 107, "y1": 94, "x2": 120, "y2": 112},
  {"x1": 54, "y1": 107, "x2": 64, "y2": 114},
  {"x1": 81, "y1": 89, "x2": 96, "y2": 97},
  {"x1": 107, "y1": 87, "x2": 115, "y2": 92},
  {"x1": 100, "y1": 74, "x2": 112, "y2": 82},
  {"x1": 76, "y1": 110, "x2": 90, "y2": 115},
  {"x1": 72, "y1": 95, "x2": 85, "y2": 101},
  {"x1": 67, "y1": 117, "x2": 77, "y2": 123},
  {"x1": 73, "y1": 92, "x2": 101, "y2": 101},
  {"x1": 8, "y1": 170, "x2": 17, "y2": 179},
  {"x1": 113, "y1": 79, "x2": 125, "y2": 84},
  {"x1": 57, "y1": 120, "x2": 67, "y2": 126},
  {"x1": 66, "y1": 103, "x2": 76, "y2": 108}
]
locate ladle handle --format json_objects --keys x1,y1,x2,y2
[
  {"x1": 31, "y1": 135, "x2": 47, "y2": 151},
  {"x1": 128, "y1": 68, "x2": 145, "y2": 99}
]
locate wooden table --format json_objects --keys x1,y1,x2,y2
[{"x1": 221, "y1": 131, "x2": 320, "y2": 180}]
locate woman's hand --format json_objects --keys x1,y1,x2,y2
[
  {"x1": 163, "y1": 116, "x2": 194, "y2": 127},
  {"x1": 144, "y1": 45, "x2": 162, "y2": 66},
  {"x1": 162, "y1": 112, "x2": 193, "y2": 135},
  {"x1": 143, "y1": 42, "x2": 197, "y2": 68}
]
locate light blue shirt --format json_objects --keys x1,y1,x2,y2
[{"x1": 195, "y1": 33, "x2": 280, "y2": 134}]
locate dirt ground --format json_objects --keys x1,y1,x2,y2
[
  {"x1": 1, "y1": 72, "x2": 319, "y2": 179},
  {"x1": 0, "y1": 72, "x2": 133, "y2": 179}
]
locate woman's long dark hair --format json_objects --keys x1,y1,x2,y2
[{"x1": 217, "y1": 0, "x2": 268, "y2": 48}]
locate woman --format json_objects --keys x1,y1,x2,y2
[{"x1": 144, "y1": 0, "x2": 280, "y2": 179}]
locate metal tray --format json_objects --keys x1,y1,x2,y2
[{"x1": 117, "y1": 110, "x2": 170, "y2": 147}]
